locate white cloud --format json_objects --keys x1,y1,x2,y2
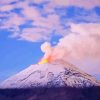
[
  {"x1": 0, "y1": 12, "x2": 25, "y2": 31},
  {"x1": 48, "y1": 0, "x2": 100, "y2": 9},
  {"x1": 19, "y1": 28, "x2": 51, "y2": 42},
  {"x1": 0, "y1": 0, "x2": 100, "y2": 42},
  {"x1": 0, "y1": 5, "x2": 14, "y2": 11},
  {"x1": 31, "y1": 0, "x2": 100, "y2": 9},
  {"x1": 0, "y1": 0, "x2": 19, "y2": 5}
]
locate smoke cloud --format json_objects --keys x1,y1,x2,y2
[{"x1": 41, "y1": 23, "x2": 100, "y2": 63}]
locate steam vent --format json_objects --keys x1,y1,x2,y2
[{"x1": 0, "y1": 60, "x2": 100, "y2": 100}]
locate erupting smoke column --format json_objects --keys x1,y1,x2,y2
[
  {"x1": 40, "y1": 23, "x2": 100, "y2": 63},
  {"x1": 40, "y1": 42, "x2": 67, "y2": 63}
]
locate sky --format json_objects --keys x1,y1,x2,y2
[{"x1": 0, "y1": 0, "x2": 100, "y2": 82}]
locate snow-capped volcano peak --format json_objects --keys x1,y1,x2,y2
[{"x1": 0, "y1": 60, "x2": 100, "y2": 88}]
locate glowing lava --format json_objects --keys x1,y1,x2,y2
[
  {"x1": 38, "y1": 56, "x2": 53, "y2": 64},
  {"x1": 38, "y1": 59, "x2": 49, "y2": 64}
]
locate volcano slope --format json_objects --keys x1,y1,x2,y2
[{"x1": 0, "y1": 60, "x2": 100, "y2": 100}]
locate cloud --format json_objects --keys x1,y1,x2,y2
[
  {"x1": 0, "y1": 12, "x2": 25, "y2": 33},
  {"x1": 51, "y1": 0, "x2": 100, "y2": 9},
  {"x1": 0, "y1": 0, "x2": 100, "y2": 42},
  {"x1": 32, "y1": 0, "x2": 49, "y2": 4},
  {"x1": 19, "y1": 28, "x2": 51, "y2": 42},
  {"x1": 18, "y1": 12, "x2": 68, "y2": 42},
  {"x1": 0, "y1": 0, "x2": 19, "y2": 5},
  {"x1": 22, "y1": 6, "x2": 40, "y2": 20},
  {"x1": 10, "y1": 12, "x2": 69, "y2": 42},
  {"x1": 29, "y1": 0, "x2": 100, "y2": 9},
  {"x1": 42, "y1": 23, "x2": 100, "y2": 61},
  {"x1": 0, "y1": 5, "x2": 14, "y2": 11},
  {"x1": 70, "y1": 23, "x2": 100, "y2": 35}
]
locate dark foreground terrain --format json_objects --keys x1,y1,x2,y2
[{"x1": 0, "y1": 86, "x2": 100, "y2": 100}]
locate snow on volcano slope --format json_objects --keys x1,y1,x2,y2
[{"x1": 0, "y1": 60, "x2": 100, "y2": 88}]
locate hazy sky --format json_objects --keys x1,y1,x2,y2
[{"x1": 0, "y1": 0, "x2": 100, "y2": 81}]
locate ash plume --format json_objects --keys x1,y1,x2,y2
[{"x1": 40, "y1": 23, "x2": 100, "y2": 74}]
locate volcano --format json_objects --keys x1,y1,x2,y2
[
  {"x1": 0, "y1": 60, "x2": 100, "y2": 88},
  {"x1": 0, "y1": 60, "x2": 100, "y2": 100}
]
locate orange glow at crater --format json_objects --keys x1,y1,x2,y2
[
  {"x1": 38, "y1": 59, "x2": 49, "y2": 64},
  {"x1": 38, "y1": 56, "x2": 53, "y2": 64}
]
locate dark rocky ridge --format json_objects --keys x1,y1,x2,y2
[{"x1": 0, "y1": 86, "x2": 100, "y2": 100}]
